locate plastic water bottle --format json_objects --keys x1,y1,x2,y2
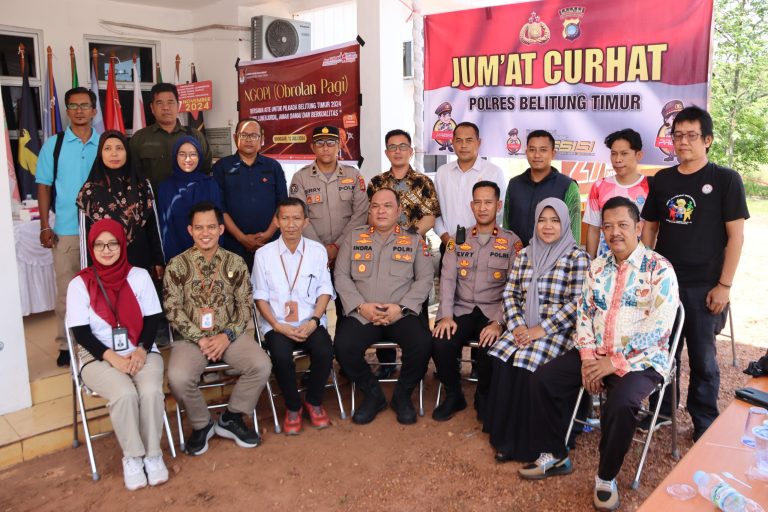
[{"x1": 693, "y1": 471, "x2": 747, "y2": 511}]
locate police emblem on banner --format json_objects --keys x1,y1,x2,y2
[
  {"x1": 559, "y1": 7, "x2": 585, "y2": 41},
  {"x1": 519, "y1": 11, "x2": 550, "y2": 45}
]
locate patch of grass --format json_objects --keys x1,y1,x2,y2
[{"x1": 747, "y1": 198, "x2": 768, "y2": 214}]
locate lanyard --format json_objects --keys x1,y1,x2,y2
[
  {"x1": 195, "y1": 257, "x2": 222, "y2": 305},
  {"x1": 94, "y1": 270, "x2": 121, "y2": 327},
  {"x1": 279, "y1": 241, "x2": 305, "y2": 295}
]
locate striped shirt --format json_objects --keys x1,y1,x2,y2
[
  {"x1": 575, "y1": 243, "x2": 679, "y2": 377},
  {"x1": 489, "y1": 246, "x2": 589, "y2": 371}
]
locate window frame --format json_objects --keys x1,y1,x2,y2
[{"x1": 0, "y1": 24, "x2": 44, "y2": 139}]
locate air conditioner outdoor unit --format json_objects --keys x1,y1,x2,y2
[{"x1": 251, "y1": 16, "x2": 311, "y2": 60}]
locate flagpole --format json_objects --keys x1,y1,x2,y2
[
  {"x1": 18, "y1": 43, "x2": 25, "y2": 78},
  {"x1": 46, "y1": 46, "x2": 55, "y2": 136},
  {"x1": 92, "y1": 47, "x2": 99, "y2": 81},
  {"x1": 69, "y1": 46, "x2": 78, "y2": 88}
]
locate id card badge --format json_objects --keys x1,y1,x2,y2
[
  {"x1": 200, "y1": 307, "x2": 215, "y2": 331},
  {"x1": 284, "y1": 301, "x2": 299, "y2": 322},
  {"x1": 112, "y1": 327, "x2": 129, "y2": 351}
]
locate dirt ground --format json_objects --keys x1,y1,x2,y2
[{"x1": 3, "y1": 212, "x2": 767, "y2": 512}]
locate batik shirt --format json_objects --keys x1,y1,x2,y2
[
  {"x1": 488, "y1": 246, "x2": 589, "y2": 371},
  {"x1": 367, "y1": 167, "x2": 441, "y2": 231},
  {"x1": 576, "y1": 243, "x2": 679, "y2": 377}
]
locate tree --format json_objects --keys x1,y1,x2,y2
[{"x1": 710, "y1": 0, "x2": 768, "y2": 177}]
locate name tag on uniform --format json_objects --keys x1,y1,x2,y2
[
  {"x1": 112, "y1": 327, "x2": 129, "y2": 351},
  {"x1": 284, "y1": 301, "x2": 299, "y2": 322},
  {"x1": 200, "y1": 308, "x2": 215, "y2": 330}
]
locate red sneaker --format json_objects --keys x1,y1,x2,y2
[
  {"x1": 283, "y1": 408, "x2": 302, "y2": 435},
  {"x1": 303, "y1": 401, "x2": 330, "y2": 429}
]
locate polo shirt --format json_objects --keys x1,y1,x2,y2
[{"x1": 36, "y1": 127, "x2": 99, "y2": 236}]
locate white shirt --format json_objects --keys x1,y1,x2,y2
[
  {"x1": 252, "y1": 236, "x2": 335, "y2": 334},
  {"x1": 433, "y1": 158, "x2": 507, "y2": 237},
  {"x1": 66, "y1": 267, "x2": 162, "y2": 359}
]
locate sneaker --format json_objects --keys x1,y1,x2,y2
[
  {"x1": 593, "y1": 476, "x2": 620, "y2": 511},
  {"x1": 637, "y1": 415, "x2": 672, "y2": 434},
  {"x1": 122, "y1": 456, "x2": 147, "y2": 491},
  {"x1": 518, "y1": 452, "x2": 573, "y2": 480},
  {"x1": 57, "y1": 350, "x2": 70, "y2": 368},
  {"x1": 185, "y1": 420, "x2": 215, "y2": 456},
  {"x1": 303, "y1": 402, "x2": 330, "y2": 429},
  {"x1": 215, "y1": 411, "x2": 261, "y2": 448},
  {"x1": 284, "y1": 408, "x2": 303, "y2": 435},
  {"x1": 143, "y1": 455, "x2": 169, "y2": 486}
]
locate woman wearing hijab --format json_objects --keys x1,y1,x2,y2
[
  {"x1": 483, "y1": 197, "x2": 589, "y2": 465},
  {"x1": 77, "y1": 130, "x2": 164, "y2": 278},
  {"x1": 157, "y1": 136, "x2": 223, "y2": 261},
  {"x1": 66, "y1": 219, "x2": 168, "y2": 491}
]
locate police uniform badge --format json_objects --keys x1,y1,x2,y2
[{"x1": 446, "y1": 239, "x2": 456, "y2": 252}]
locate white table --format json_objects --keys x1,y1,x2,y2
[{"x1": 13, "y1": 218, "x2": 56, "y2": 316}]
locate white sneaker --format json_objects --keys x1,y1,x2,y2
[
  {"x1": 594, "y1": 476, "x2": 620, "y2": 511},
  {"x1": 122, "y1": 456, "x2": 147, "y2": 491},
  {"x1": 143, "y1": 455, "x2": 169, "y2": 486}
]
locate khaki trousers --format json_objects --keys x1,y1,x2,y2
[
  {"x1": 80, "y1": 352, "x2": 165, "y2": 458},
  {"x1": 168, "y1": 333, "x2": 272, "y2": 430},
  {"x1": 53, "y1": 235, "x2": 81, "y2": 351}
]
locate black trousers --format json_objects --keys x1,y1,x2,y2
[
  {"x1": 530, "y1": 348, "x2": 662, "y2": 481},
  {"x1": 335, "y1": 315, "x2": 432, "y2": 393},
  {"x1": 432, "y1": 307, "x2": 492, "y2": 401},
  {"x1": 264, "y1": 326, "x2": 334, "y2": 411},
  {"x1": 653, "y1": 285, "x2": 725, "y2": 437},
  {"x1": 377, "y1": 299, "x2": 430, "y2": 365}
]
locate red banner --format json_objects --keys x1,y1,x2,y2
[
  {"x1": 237, "y1": 42, "x2": 361, "y2": 161},
  {"x1": 423, "y1": 0, "x2": 713, "y2": 165},
  {"x1": 177, "y1": 81, "x2": 212, "y2": 113}
]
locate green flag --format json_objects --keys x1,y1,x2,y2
[
  {"x1": 70, "y1": 46, "x2": 79, "y2": 88},
  {"x1": 156, "y1": 62, "x2": 163, "y2": 83}
]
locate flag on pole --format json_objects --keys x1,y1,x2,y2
[
  {"x1": 155, "y1": 62, "x2": 163, "y2": 84},
  {"x1": 90, "y1": 48, "x2": 105, "y2": 134},
  {"x1": 42, "y1": 46, "x2": 62, "y2": 141},
  {"x1": 104, "y1": 53, "x2": 125, "y2": 133},
  {"x1": 174, "y1": 54, "x2": 185, "y2": 126},
  {"x1": 188, "y1": 63, "x2": 205, "y2": 134},
  {"x1": 70, "y1": 46, "x2": 79, "y2": 88},
  {"x1": 1, "y1": 88, "x2": 21, "y2": 202},
  {"x1": 132, "y1": 55, "x2": 145, "y2": 132},
  {"x1": 16, "y1": 43, "x2": 41, "y2": 199}
]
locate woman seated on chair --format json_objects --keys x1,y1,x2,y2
[
  {"x1": 76, "y1": 130, "x2": 164, "y2": 279},
  {"x1": 483, "y1": 198, "x2": 589, "y2": 464},
  {"x1": 66, "y1": 218, "x2": 168, "y2": 491},
  {"x1": 157, "y1": 136, "x2": 223, "y2": 262}
]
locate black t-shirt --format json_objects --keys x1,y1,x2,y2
[{"x1": 641, "y1": 162, "x2": 749, "y2": 287}]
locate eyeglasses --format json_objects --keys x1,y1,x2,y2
[
  {"x1": 386, "y1": 143, "x2": 411, "y2": 152},
  {"x1": 314, "y1": 139, "x2": 338, "y2": 147},
  {"x1": 672, "y1": 132, "x2": 702, "y2": 142},
  {"x1": 93, "y1": 241, "x2": 120, "y2": 252},
  {"x1": 66, "y1": 103, "x2": 93, "y2": 111},
  {"x1": 237, "y1": 133, "x2": 262, "y2": 141},
  {"x1": 178, "y1": 152, "x2": 199, "y2": 160}
]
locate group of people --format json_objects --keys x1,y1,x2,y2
[{"x1": 35, "y1": 83, "x2": 748, "y2": 510}]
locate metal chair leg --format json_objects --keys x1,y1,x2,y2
[
  {"x1": 671, "y1": 373, "x2": 680, "y2": 460},
  {"x1": 419, "y1": 379, "x2": 425, "y2": 417},
  {"x1": 331, "y1": 368, "x2": 347, "y2": 420},
  {"x1": 564, "y1": 387, "x2": 585, "y2": 447},
  {"x1": 264, "y1": 380, "x2": 281, "y2": 434},
  {"x1": 175, "y1": 405, "x2": 186, "y2": 452},
  {"x1": 72, "y1": 380, "x2": 81, "y2": 448},
  {"x1": 632, "y1": 383, "x2": 670, "y2": 490},
  {"x1": 729, "y1": 309, "x2": 737, "y2": 367},
  {"x1": 162, "y1": 410, "x2": 177, "y2": 458},
  {"x1": 435, "y1": 382, "x2": 443, "y2": 409},
  {"x1": 350, "y1": 382, "x2": 356, "y2": 417},
  {"x1": 76, "y1": 385, "x2": 99, "y2": 481}
]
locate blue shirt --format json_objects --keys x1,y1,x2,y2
[
  {"x1": 212, "y1": 153, "x2": 287, "y2": 256},
  {"x1": 36, "y1": 128, "x2": 99, "y2": 235}
]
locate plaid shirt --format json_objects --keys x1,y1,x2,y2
[
  {"x1": 489, "y1": 246, "x2": 589, "y2": 371},
  {"x1": 576, "y1": 243, "x2": 679, "y2": 377}
]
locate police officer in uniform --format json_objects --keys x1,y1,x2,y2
[
  {"x1": 289, "y1": 125, "x2": 369, "y2": 320},
  {"x1": 334, "y1": 188, "x2": 434, "y2": 425},
  {"x1": 432, "y1": 181, "x2": 522, "y2": 422}
]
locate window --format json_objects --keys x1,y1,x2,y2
[
  {"x1": 84, "y1": 36, "x2": 159, "y2": 132},
  {"x1": 0, "y1": 32, "x2": 38, "y2": 79},
  {"x1": 403, "y1": 41, "x2": 413, "y2": 78}
]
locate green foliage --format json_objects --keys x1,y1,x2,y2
[{"x1": 710, "y1": 0, "x2": 768, "y2": 177}]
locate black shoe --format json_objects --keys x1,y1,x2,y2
[
  {"x1": 390, "y1": 388, "x2": 417, "y2": 425},
  {"x1": 375, "y1": 365, "x2": 397, "y2": 380},
  {"x1": 495, "y1": 451, "x2": 514, "y2": 463},
  {"x1": 432, "y1": 391, "x2": 467, "y2": 422},
  {"x1": 352, "y1": 382, "x2": 387, "y2": 425},
  {"x1": 185, "y1": 420, "x2": 215, "y2": 455},
  {"x1": 214, "y1": 411, "x2": 261, "y2": 448},
  {"x1": 637, "y1": 414, "x2": 672, "y2": 434},
  {"x1": 57, "y1": 350, "x2": 70, "y2": 368}
]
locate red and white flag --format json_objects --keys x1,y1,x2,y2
[
  {"x1": 132, "y1": 58, "x2": 145, "y2": 131},
  {"x1": 104, "y1": 54, "x2": 125, "y2": 133}
]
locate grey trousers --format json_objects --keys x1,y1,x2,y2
[
  {"x1": 53, "y1": 235, "x2": 81, "y2": 351},
  {"x1": 80, "y1": 352, "x2": 165, "y2": 458},
  {"x1": 168, "y1": 333, "x2": 272, "y2": 430}
]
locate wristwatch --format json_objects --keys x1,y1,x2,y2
[
  {"x1": 310, "y1": 316, "x2": 321, "y2": 326},
  {"x1": 221, "y1": 328, "x2": 236, "y2": 343},
  {"x1": 400, "y1": 305, "x2": 415, "y2": 317}
]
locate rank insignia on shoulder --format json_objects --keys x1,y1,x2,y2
[
  {"x1": 341, "y1": 177, "x2": 354, "y2": 184},
  {"x1": 459, "y1": 243, "x2": 472, "y2": 251}
]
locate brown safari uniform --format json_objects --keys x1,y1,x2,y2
[
  {"x1": 433, "y1": 225, "x2": 522, "y2": 418},
  {"x1": 289, "y1": 163, "x2": 369, "y2": 247},
  {"x1": 333, "y1": 225, "x2": 434, "y2": 395}
]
